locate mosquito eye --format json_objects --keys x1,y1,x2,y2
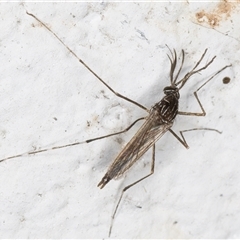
[{"x1": 163, "y1": 86, "x2": 173, "y2": 94}]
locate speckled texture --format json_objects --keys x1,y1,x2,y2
[{"x1": 0, "y1": 2, "x2": 239, "y2": 238}]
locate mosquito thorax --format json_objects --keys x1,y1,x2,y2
[{"x1": 150, "y1": 85, "x2": 179, "y2": 124}]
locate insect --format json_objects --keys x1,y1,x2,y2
[{"x1": 0, "y1": 11, "x2": 231, "y2": 237}]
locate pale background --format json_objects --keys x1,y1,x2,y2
[{"x1": 0, "y1": 2, "x2": 239, "y2": 238}]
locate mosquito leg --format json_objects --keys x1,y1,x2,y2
[
  {"x1": 0, "y1": 117, "x2": 146, "y2": 163},
  {"x1": 178, "y1": 64, "x2": 231, "y2": 117},
  {"x1": 169, "y1": 129, "x2": 189, "y2": 148},
  {"x1": 85, "y1": 117, "x2": 146, "y2": 142},
  {"x1": 26, "y1": 11, "x2": 149, "y2": 113},
  {"x1": 177, "y1": 89, "x2": 206, "y2": 117},
  {"x1": 108, "y1": 143, "x2": 156, "y2": 237},
  {"x1": 169, "y1": 128, "x2": 221, "y2": 149}
]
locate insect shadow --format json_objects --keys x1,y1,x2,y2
[{"x1": 0, "y1": 11, "x2": 232, "y2": 237}]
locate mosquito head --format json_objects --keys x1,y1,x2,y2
[{"x1": 163, "y1": 85, "x2": 180, "y2": 99}]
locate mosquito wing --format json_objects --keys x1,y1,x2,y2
[{"x1": 99, "y1": 109, "x2": 173, "y2": 187}]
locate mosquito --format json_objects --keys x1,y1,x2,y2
[{"x1": 0, "y1": 11, "x2": 231, "y2": 237}]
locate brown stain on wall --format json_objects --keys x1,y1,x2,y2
[{"x1": 195, "y1": 1, "x2": 237, "y2": 27}]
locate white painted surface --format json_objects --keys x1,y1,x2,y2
[{"x1": 0, "y1": 2, "x2": 239, "y2": 238}]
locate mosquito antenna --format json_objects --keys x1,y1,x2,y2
[
  {"x1": 173, "y1": 49, "x2": 185, "y2": 85},
  {"x1": 166, "y1": 46, "x2": 177, "y2": 85},
  {"x1": 176, "y1": 49, "x2": 208, "y2": 87},
  {"x1": 176, "y1": 48, "x2": 217, "y2": 90}
]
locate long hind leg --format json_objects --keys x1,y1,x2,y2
[{"x1": 108, "y1": 143, "x2": 156, "y2": 237}]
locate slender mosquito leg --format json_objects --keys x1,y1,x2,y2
[
  {"x1": 85, "y1": 117, "x2": 146, "y2": 143},
  {"x1": 177, "y1": 91, "x2": 206, "y2": 116},
  {"x1": 178, "y1": 64, "x2": 231, "y2": 117},
  {"x1": 0, "y1": 117, "x2": 146, "y2": 163},
  {"x1": 180, "y1": 128, "x2": 221, "y2": 136},
  {"x1": 169, "y1": 129, "x2": 189, "y2": 148},
  {"x1": 26, "y1": 11, "x2": 149, "y2": 113},
  {"x1": 169, "y1": 128, "x2": 221, "y2": 149},
  {"x1": 109, "y1": 143, "x2": 156, "y2": 237}
]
